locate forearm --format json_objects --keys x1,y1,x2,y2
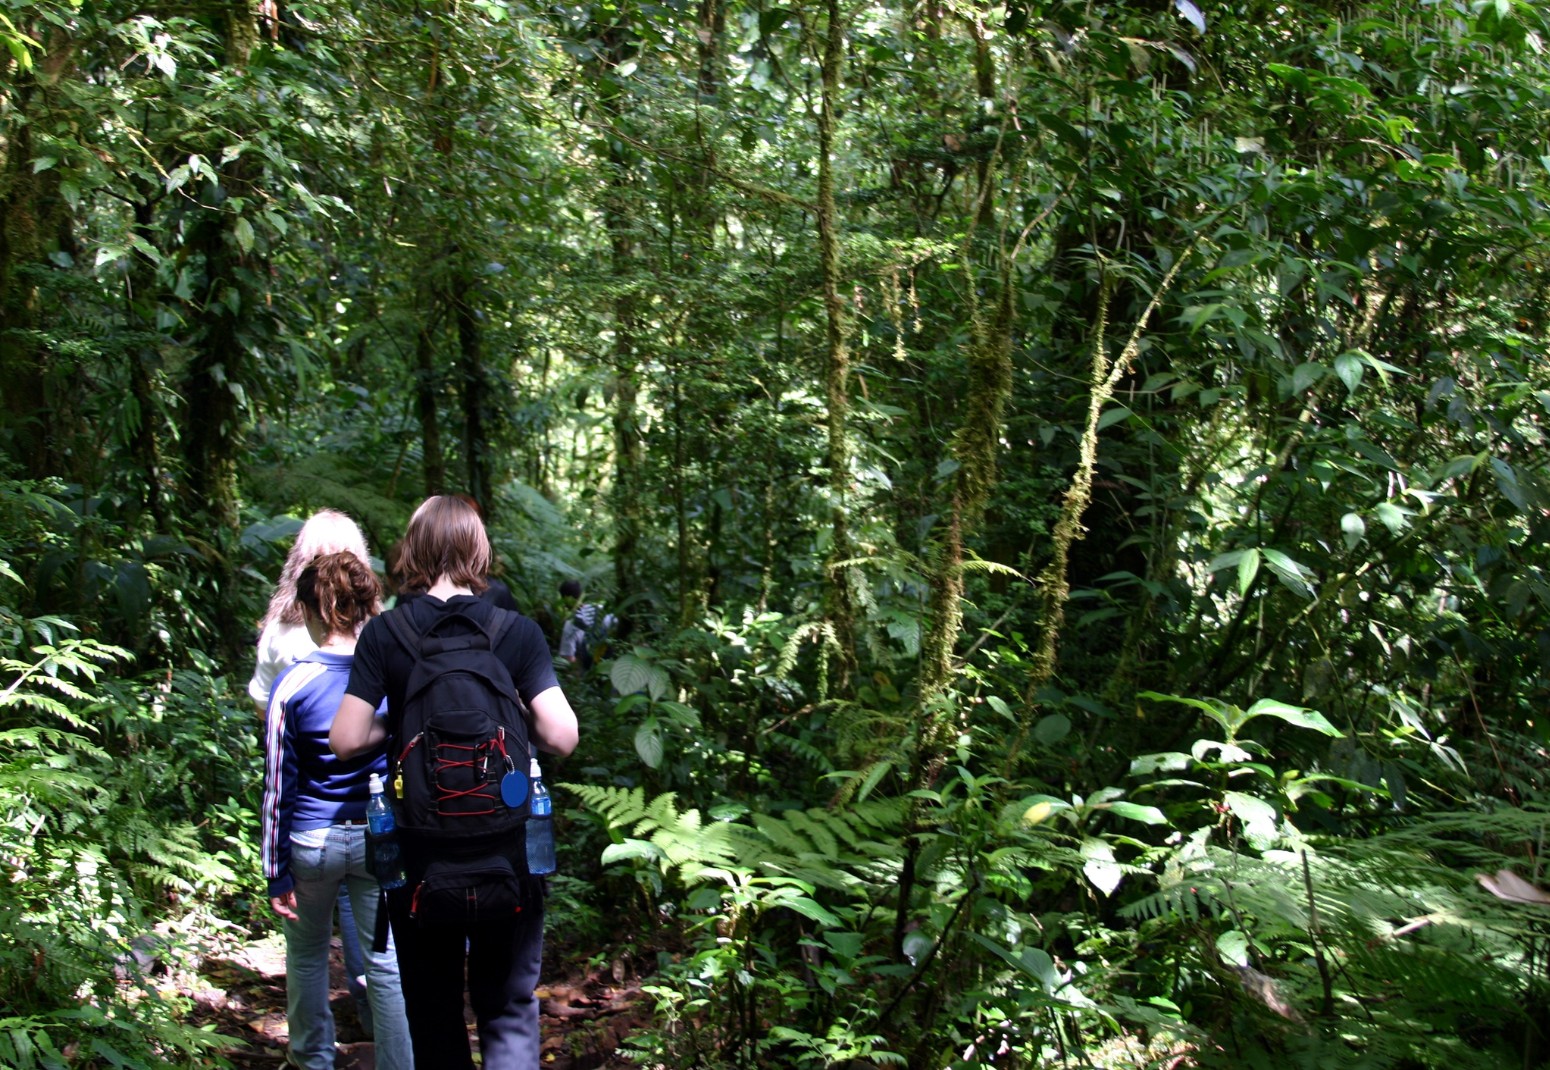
[
  {"x1": 330, "y1": 694, "x2": 386, "y2": 759},
  {"x1": 528, "y1": 686, "x2": 579, "y2": 757}
]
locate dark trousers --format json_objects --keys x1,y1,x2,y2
[{"x1": 385, "y1": 877, "x2": 545, "y2": 1069}]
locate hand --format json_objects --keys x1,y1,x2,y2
[{"x1": 271, "y1": 891, "x2": 298, "y2": 921}]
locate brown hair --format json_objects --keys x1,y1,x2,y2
[
  {"x1": 259, "y1": 509, "x2": 374, "y2": 629},
  {"x1": 395, "y1": 495, "x2": 490, "y2": 594},
  {"x1": 295, "y1": 552, "x2": 382, "y2": 637}
]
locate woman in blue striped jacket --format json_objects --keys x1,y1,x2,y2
[{"x1": 261, "y1": 551, "x2": 412, "y2": 1069}]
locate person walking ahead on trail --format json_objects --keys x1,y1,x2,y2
[
  {"x1": 250, "y1": 508, "x2": 380, "y2": 1038},
  {"x1": 260, "y1": 551, "x2": 411, "y2": 1070},
  {"x1": 557, "y1": 579, "x2": 615, "y2": 670},
  {"x1": 330, "y1": 495, "x2": 579, "y2": 1070}
]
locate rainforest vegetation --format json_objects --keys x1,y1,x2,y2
[{"x1": 3, "y1": 0, "x2": 1550, "y2": 1065}]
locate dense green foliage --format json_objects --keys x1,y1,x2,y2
[{"x1": 3, "y1": 0, "x2": 1549, "y2": 1066}]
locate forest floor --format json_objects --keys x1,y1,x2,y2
[{"x1": 179, "y1": 927, "x2": 644, "y2": 1068}]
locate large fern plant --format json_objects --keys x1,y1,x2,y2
[{"x1": 0, "y1": 597, "x2": 244, "y2": 1067}]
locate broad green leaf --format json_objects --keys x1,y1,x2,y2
[
  {"x1": 775, "y1": 893, "x2": 840, "y2": 927},
  {"x1": 1223, "y1": 791, "x2": 1279, "y2": 847},
  {"x1": 1097, "y1": 405, "x2": 1132, "y2": 431},
  {"x1": 634, "y1": 719, "x2": 664, "y2": 769},
  {"x1": 233, "y1": 217, "x2": 255, "y2": 255},
  {"x1": 1261, "y1": 548, "x2": 1313, "y2": 599},
  {"x1": 1437, "y1": 454, "x2": 1483, "y2": 480},
  {"x1": 1139, "y1": 691, "x2": 1231, "y2": 736},
  {"x1": 759, "y1": 7, "x2": 791, "y2": 35},
  {"x1": 1217, "y1": 930, "x2": 1250, "y2": 967},
  {"x1": 1238, "y1": 548, "x2": 1261, "y2": 596},
  {"x1": 968, "y1": 933, "x2": 1060, "y2": 990},
  {"x1": 612, "y1": 654, "x2": 670, "y2": 700},
  {"x1": 1023, "y1": 800, "x2": 1055, "y2": 825},
  {"x1": 1014, "y1": 795, "x2": 1070, "y2": 830},
  {"x1": 1491, "y1": 458, "x2": 1529, "y2": 511},
  {"x1": 1334, "y1": 352, "x2": 1364, "y2": 394},
  {"x1": 1101, "y1": 801, "x2": 1170, "y2": 826},
  {"x1": 1208, "y1": 550, "x2": 1245, "y2": 573},
  {"x1": 1082, "y1": 838, "x2": 1124, "y2": 895},
  {"x1": 1130, "y1": 752, "x2": 1192, "y2": 774},
  {"x1": 1192, "y1": 739, "x2": 1254, "y2": 764},
  {"x1": 1290, "y1": 362, "x2": 1325, "y2": 396},
  {"x1": 601, "y1": 839, "x2": 661, "y2": 866},
  {"x1": 1033, "y1": 713, "x2": 1071, "y2": 745},
  {"x1": 1375, "y1": 501, "x2": 1411, "y2": 534},
  {"x1": 1340, "y1": 512, "x2": 1366, "y2": 550},
  {"x1": 1241, "y1": 699, "x2": 1342, "y2": 736}
]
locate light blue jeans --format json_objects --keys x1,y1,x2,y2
[{"x1": 285, "y1": 824, "x2": 413, "y2": 1070}]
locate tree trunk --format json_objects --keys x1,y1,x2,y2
[
  {"x1": 415, "y1": 313, "x2": 447, "y2": 497},
  {"x1": 597, "y1": 22, "x2": 643, "y2": 607},
  {"x1": 180, "y1": 0, "x2": 260, "y2": 535},
  {"x1": 0, "y1": 26, "x2": 75, "y2": 479},
  {"x1": 816, "y1": 0, "x2": 857, "y2": 691},
  {"x1": 454, "y1": 265, "x2": 494, "y2": 519},
  {"x1": 180, "y1": 196, "x2": 248, "y2": 535},
  {"x1": 126, "y1": 193, "x2": 169, "y2": 532}
]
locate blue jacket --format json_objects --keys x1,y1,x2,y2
[{"x1": 260, "y1": 650, "x2": 387, "y2": 898}]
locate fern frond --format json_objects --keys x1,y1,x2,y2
[
  {"x1": 573, "y1": 785, "x2": 909, "y2": 906},
  {"x1": 564, "y1": 783, "x2": 649, "y2": 831},
  {"x1": 764, "y1": 731, "x2": 832, "y2": 770},
  {"x1": 776, "y1": 620, "x2": 837, "y2": 678},
  {"x1": 784, "y1": 809, "x2": 840, "y2": 857}
]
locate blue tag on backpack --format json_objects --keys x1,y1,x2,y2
[{"x1": 501, "y1": 770, "x2": 528, "y2": 808}]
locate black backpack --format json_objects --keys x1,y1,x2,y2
[{"x1": 382, "y1": 601, "x2": 534, "y2": 924}]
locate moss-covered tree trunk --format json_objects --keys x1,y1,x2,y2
[
  {"x1": 0, "y1": 23, "x2": 75, "y2": 480},
  {"x1": 816, "y1": 0, "x2": 857, "y2": 691},
  {"x1": 180, "y1": 0, "x2": 264, "y2": 538},
  {"x1": 597, "y1": 21, "x2": 644, "y2": 607}
]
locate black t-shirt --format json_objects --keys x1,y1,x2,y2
[{"x1": 346, "y1": 595, "x2": 559, "y2": 721}]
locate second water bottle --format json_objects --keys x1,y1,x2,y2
[{"x1": 526, "y1": 757, "x2": 556, "y2": 876}]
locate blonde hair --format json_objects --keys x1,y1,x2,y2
[
  {"x1": 396, "y1": 496, "x2": 490, "y2": 594},
  {"x1": 259, "y1": 509, "x2": 375, "y2": 629}
]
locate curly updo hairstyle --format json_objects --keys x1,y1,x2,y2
[{"x1": 295, "y1": 551, "x2": 382, "y2": 638}]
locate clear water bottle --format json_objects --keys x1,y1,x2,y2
[
  {"x1": 366, "y1": 773, "x2": 406, "y2": 889},
  {"x1": 525, "y1": 757, "x2": 556, "y2": 876}
]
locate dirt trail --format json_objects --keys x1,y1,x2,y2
[{"x1": 187, "y1": 932, "x2": 642, "y2": 1068}]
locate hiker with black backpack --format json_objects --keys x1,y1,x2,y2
[{"x1": 330, "y1": 496, "x2": 579, "y2": 1069}]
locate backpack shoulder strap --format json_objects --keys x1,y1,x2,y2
[
  {"x1": 383, "y1": 604, "x2": 424, "y2": 656},
  {"x1": 450, "y1": 598, "x2": 517, "y2": 648},
  {"x1": 488, "y1": 606, "x2": 518, "y2": 649}
]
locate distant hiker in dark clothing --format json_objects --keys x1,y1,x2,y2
[{"x1": 557, "y1": 579, "x2": 616, "y2": 670}]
